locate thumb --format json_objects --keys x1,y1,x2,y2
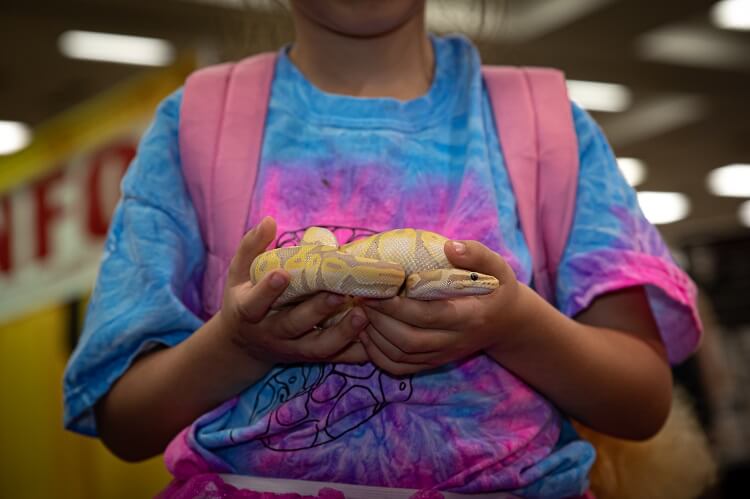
[
  {"x1": 226, "y1": 216, "x2": 277, "y2": 288},
  {"x1": 444, "y1": 240, "x2": 512, "y2": 281}
]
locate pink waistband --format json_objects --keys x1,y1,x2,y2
[{"x1": 219, "y1": 474, "x2": 520, "y2": 499}]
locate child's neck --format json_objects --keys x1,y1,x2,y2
[{"x1": 289, "y1": 10, "x2": 434, "y2": 101}]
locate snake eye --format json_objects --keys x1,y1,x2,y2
[{"x1": 470, "y1": 273, "x2": 478, "y2": 281}]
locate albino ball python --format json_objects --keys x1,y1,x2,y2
[{"x1": 250, "y1": 227, "x2": 500, "y2": 315}]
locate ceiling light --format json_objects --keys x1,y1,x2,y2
[
  {"x1": 603, "y1": 95, "x2": 707, "y2": 147},
  {"x1": 707, "y1": 164, "x2": 750, "y2": 197},
  {"x1": 426, "y1": 0, "x2": 487, "y2": 38},
  {"x1": 617, "y1": 158, "x2": 647, "y2": 187},
  {"x1": 182, "y1": 0, "x2": 280, "y2": 10},
  {"x1": 638, "y1": 26, "x2": 750, "y2": 70},
  {"x1": 637, "y1": 191, "x2": 690, "y2": 225},
  {"x1": 58, "y1": 30, "x2": 175, "y2": 67},
  {"x1": 566, "y1": 80, "x2": 632, "y2": 113},
  {"x1": 0, "y1": 121, "x2": 31, "y2": 155},
  {"x1": 739, "y1": 200, "x2": 750, "y2": 227},
  {"x1": 712, "y1": 0, "x2": 750, "y2": 31},
  {"x1": 500, "y1": 0, "x2": 616, "y2": 42}
]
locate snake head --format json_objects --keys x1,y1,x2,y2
[{"x1": 405, "y1": 269, "x2": 499, "y2": 300}]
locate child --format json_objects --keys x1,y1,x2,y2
[{"x1": 64, "y1": 1, "x2": 701, "y2": 497}]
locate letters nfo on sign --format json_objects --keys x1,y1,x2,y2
[
  {"x1": 0, "y1": 57, "x2": 194, "y2": 324},
  {"x1": 0, "y1": 136, "x2": 139, "y2": 322}
]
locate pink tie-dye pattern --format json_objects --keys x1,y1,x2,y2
[
  {"x1": 251, "y1": 162, "x2": 523, "y2": 278},
  {"x1": 558, "y1": 205, "x2": 702, "y2": 364},
  {"x1": 561, "y1": 249, "x2": 700, "y2": 364},
  {"x1": 164, "y1": 354, "x2": 561, "y2": 494},
  {"x1": 166, "y1": 124, "x2": 580, "y2": 491}
]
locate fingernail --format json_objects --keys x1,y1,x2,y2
[
  {"x1": 363, "y1": 299, "x2": 381, "y2": 310},
  {"x1": 326, "y1": 293, "x2": 346, "y2": 306},
  {"x1": 269, "y1": 272, "x2": 287, "y2": 289},
  {"x1": 351, "y1": 310, "x2": 367, "y2": 328},
  {"x1": 451, "y1": 241, "x2": 467, "y2": 255}
]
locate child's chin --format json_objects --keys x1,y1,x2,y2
[{"x1": 291, "y1": 0, "x2": 426, "y2": 39}]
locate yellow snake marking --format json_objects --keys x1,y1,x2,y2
[
  {"x1": 418, "y1": 230, "x2": 450, "y2": 267},
  {"x1": 304, "y1": 251, "x2": 323, "y2": 290},
  {"x1": 301, "y1": 227, "x2": 338, "y2": 247},
  {"x1": 250, "y1": 248, "x2": 284, "y2": 283}
]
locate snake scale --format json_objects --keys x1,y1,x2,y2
[{"x1": 250, "y1": 227, "x2": 500, "y2": 315}]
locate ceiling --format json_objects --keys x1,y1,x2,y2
[{"x1": 2, "y1": 0, "x2": 750, "y2": 243}]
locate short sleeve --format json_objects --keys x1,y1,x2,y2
[
  {"x1": 556, "y1": 104, "x2": 702, "y2": 365},
  {"x1": 63, "y1": 89, "x2": 207, "y2": 436}
]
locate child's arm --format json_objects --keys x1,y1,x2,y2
[
  {"x1": 96, "y1": 218, "x2": 369, "y2": 461},
  {"x1": 491, "y1": 280, "x2": 672, "y2": 441},
  {"x1": 361, "y1": 240, "x2": 672, "y2": 441}
]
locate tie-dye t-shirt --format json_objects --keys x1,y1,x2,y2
[{"x1": 63, "y1": 36, "x2": 701, "y2": 497}]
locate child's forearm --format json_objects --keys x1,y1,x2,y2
[
  {"x1": 95, "y1": 312, "x2": 273, "y2": 462},
  {"x1": 486, "y1": 285, "x2": 673, "y2": 440}
]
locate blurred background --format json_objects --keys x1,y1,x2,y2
[{"x1": 0, "y1": 0, "x2": 749, "y2": 497}]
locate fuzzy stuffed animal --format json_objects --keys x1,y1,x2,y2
[{"x1": 575, "y1": 388, "x2": 717, "y2": 499}]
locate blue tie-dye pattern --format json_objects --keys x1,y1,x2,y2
[{"x1": 63, "y1": 35, "x2": 699, "y2": 497}]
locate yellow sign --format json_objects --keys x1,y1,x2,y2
[{"x1": 0, "y1": 56, "x2": 194, "y2": 194}]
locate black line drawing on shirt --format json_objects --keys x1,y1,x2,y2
[
  {"x1": 250, "y1": 363, "x2": 413, "y2": 451},
  {"x1": 235, "y1": 225, "x2": 414, "y2": 451}
]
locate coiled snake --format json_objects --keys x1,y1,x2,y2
[{"x1": 250, "y1": 227, "x2": 500, "y2": 317}]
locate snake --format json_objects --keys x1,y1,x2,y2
[{"x1": 249, "y1": 227, "x2": 500, "y2": 314}]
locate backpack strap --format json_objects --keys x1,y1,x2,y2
[
  {"x1": 180, "y1": 52, "x2": 277, "y2": 315},
  {"x1": 482, "y1": 67, "x2": 579, "y2": 305}
]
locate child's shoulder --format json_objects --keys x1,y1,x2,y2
[{"x1": 156, "y1": 87, "x2": 184, "y2": 121}]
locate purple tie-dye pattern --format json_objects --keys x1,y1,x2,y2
[
  {"x1": 176, "y1": 356, "x2": 561, "y2": 493},
  {"x1": 556, "y1": 153, "x2": 702, "y2": 364},
  {"x1": 253, "y1": 161, "x2": 519, "y2": 278}
]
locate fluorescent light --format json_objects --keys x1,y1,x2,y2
[
  {"x1": 58, "y1": 30, "x2": 175, "y2": 67},
  {"x1": 567, "y1": 80, "x2": 632, "y2": 113},
  {"x1": 499, "y1": 0, "x2": 616, "y2": 42},
  {"x1": 0, "y1": 121, "x2": 31, "y2": 155},
  {"x1": 426, "y1": 0, "x2": 485, "y2": 36},
  {"x1": 638, "y1": 26, "x2": 750, "y2": 70},
  {"x1": 603, "y1": 95, "x2": 707, "y2": 147},
  {"x1": 637, "y1": 191, "x2": 690, "y2": 225},
  {"x1": 712, "y1": 0, "x2": 750, "y2": 31},
  {"x1": 617, "y1": 158, "x2": 647, "y2": 187},
  {"x1": 739, "y1": 200, "x2": 750, "y2": 227},
  {"x1": 182, "y1": 0, "x2": 281, "y2": 10},
  {"x1": 707, "y1": 164, "x2": 750, "y2": 198}
]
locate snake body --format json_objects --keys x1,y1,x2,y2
[{"x1": 250, "y1": 227, "x2": 499, "y2": 307}]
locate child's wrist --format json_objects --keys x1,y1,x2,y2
[
  {"x1": 211, "y1": 311, "x2": 275, "y2": 381},
  {"x1": 487, "y1": 283, "x2": 546, "y2": 358}
]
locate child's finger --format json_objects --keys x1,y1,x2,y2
[
  {"x1": 329, "y1": 342, "x2": 369, "y2": 364},
  {"x1": 363, "y1": 296, "x2": 467, "y2": 331},
  {"x1": 443, "y1": 240, "x2": 510, "y2": 281},
  {"x1": 294, "y1": 308, "x2": 369, "y2": 360},
  {"x1": 233, "y1": 270, "x2": 289, "y2": 324},
  {"x1": 364, "y1": 323, "x2": 444, "y2": 365},
  {"x1": 227, "y1": 216, "x2": 277, "y2": 288},
  {"x1": 359, "y1": 326, "x2": 433, "y2": 376},
  {"x1": 272, "y1": 293, "x2": 348, "y2": 339}
]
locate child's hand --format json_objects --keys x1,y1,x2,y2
[
  {"x1": 360, "y1": 240, "x2": 526, "y2": 375},
  {"x1": 217, "y1": 217, "x2": 370, "y2": 368}
]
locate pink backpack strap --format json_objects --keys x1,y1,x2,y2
[
  {"x1": 482, "y1": 67, "x2": 579, "y2": 305},
  {"x1": 180, "y1": 52, "x2": 277, "y2": 316}
]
